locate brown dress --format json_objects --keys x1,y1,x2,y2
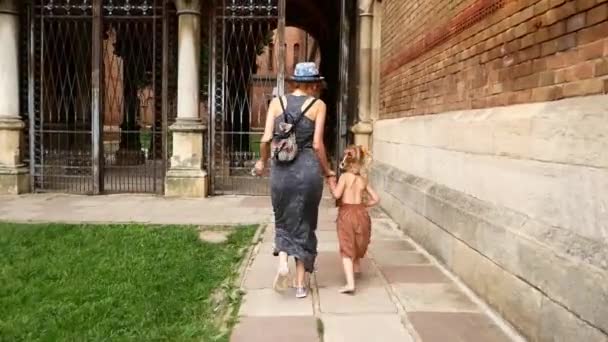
[{"x1": 337, "y1": 203, "x2": 372, "y2": 261}]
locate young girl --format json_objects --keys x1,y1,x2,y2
[{"x1": 326, "y1": 145, "x2": 380, "y2": 294}]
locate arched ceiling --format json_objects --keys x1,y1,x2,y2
[{"x1": 285, "y1": 0, "x2": 340, "y2": 45}]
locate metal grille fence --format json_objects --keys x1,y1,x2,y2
[
  {"x1": 211, "y1": 0, "x2": 285, "y2": 195},
  {"x1": 26, "y1": 0, "x2": 176, "y2": 194}
]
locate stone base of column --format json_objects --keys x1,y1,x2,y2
[
  {"x1": 164, "y1": 119, "x2": 208, "y2": 197},
  {"x1": 351, "y1": 121, "x2": 374, "y2": 149},
  {"x1": 165, "y1": 168, "x2": 208, "y2": 197},
  {"x1": 0, "y1": 166, "x2": 29, "y2": 194},
  {"x1": 0, "y1": 117, "x2": 30, "y2": 194}
]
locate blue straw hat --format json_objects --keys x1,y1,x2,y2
[{"x1": 290, "y1": 62, "x2": 325, "y2": 82}]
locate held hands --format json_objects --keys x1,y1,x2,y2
[{"x1": 325, "y1": 173, "x2": 337, "y2": 189}]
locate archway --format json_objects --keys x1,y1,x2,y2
[
  {"x1": 285, "y1": 0, "x2": 348, "y2": 159},
  {"x1": 207, "y1": 0, "x2": 356, "y2": 195}
]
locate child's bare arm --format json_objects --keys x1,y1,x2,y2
[
  {"x1": 327, "y1": 175, "x2": 346, "y2": 199},
  {"x1": 365, "y1": 183, "x2": 380, "y2": 207}
]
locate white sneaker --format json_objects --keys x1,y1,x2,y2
[{"x1": 295, "y1": 287, "x2": 308, "y2": 299}]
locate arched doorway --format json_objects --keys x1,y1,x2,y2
[{"x1": 208, "y1": 0, "x2": 356, "y2": 195}]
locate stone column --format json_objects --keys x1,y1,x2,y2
[
  {"x1": 0, "y1": 0, "x2": 29, "y2": 194},
  {"x1": 370, "y1": 0, "x2": 382, "y2": 122},
  {"x1": 351, "y1": 0, "x2": 374, "y2": 148},
  {"x1": 165, "y1": 0, "x2": 208, "y2": 197}
]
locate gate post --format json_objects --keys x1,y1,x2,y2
[
  {"x1": 0, "y1": 0, "x2": 29, "y2": 195},
  {"x1": 165, "y1": 0, "x2": 208, "y2": 197}
]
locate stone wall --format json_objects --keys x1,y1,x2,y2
[
  {"x1": 374, "y1": 0, "x2": 608, "y2": 339},
  {"x1": 371, "y1": 96, "x2": 608, "y2": 341}
]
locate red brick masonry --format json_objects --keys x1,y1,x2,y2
[
  {"x1": 382, "y1": 0, "x2": 507, "y2": 78},
  {"x1": 380, "y1": 0, "x2": 608, "y2": 119}
]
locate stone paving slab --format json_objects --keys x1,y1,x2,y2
[
  {"x1": 317, "y1": 241, "x2": 340, "y2": 252},
  {"x1": 319, "y1": 206, "x2": 338, "y2": 215},
  {"x1": 370, "y1": 219, "x2": 404, "y2": 240},
  {"x1": 318, "y1": 286, "x2": 397, "y2": 314},
  {"x1": 372, "y1": 250, "x2": 431, "y2": 266},
  {"x1": 322, "y1": 314, "x2": 414, "y2": 342},
  {"x1": 317, "y1": 230, "x2": 338, "y2": 242},
  {"x1": 317, "y1": 218, "x2": 337, "y2": 228},
  {"x1": 317, "y1": 224, "x2": 338, "y2": 231},
  {"x1": 394, "y1": 283, "x2": 479, "y2": 313},
  {"x1": 381, "y1": 265, "x2": 451, "y2": 284},
  {"x1": 230, "y1": 316, "x2": 320, "y2": 342},
  {"x1": 262, "y1": 226, "x2": 274, "y2": 242},
  {"x1": 243, "y1": 254, "x2": 297, "y2": 290},
  {"x1": 257, "y1": 242, "x2": 275, "y2": 255},
  {"x1": 369, "y1": 239, "x2": 416, "y2": 252},
  {"x1": 239, "y1": 289, "x2": 313, "y2": 317},
  {"x1": 314, "y1": 252, "x2": 383, "y2": 288},
  {"x1": 409, "y1": 312, "x2": 514, "y2": 342}
]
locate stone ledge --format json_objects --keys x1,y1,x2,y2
[
  {"x1": 374, "y1": 95, "x2": 608, "y2": 169},
  {"x1": 165, "y1": 168, "x2": 207, "y2": 178},
  {"x1": 0, "y1": 117, "x2": 25, "y2": 130},
  {"x1": 378, "y1": 163, "x2": 608, "y2": 272},
  {"x1": 371, "y1": 162, "x2": 608, "y2": 339},
  {"x1": 0, "y1": 166, "x2": 28, "y2": 175},
  {"x1": 372, "y1": 139, "x2": 608, "y2": 244}
]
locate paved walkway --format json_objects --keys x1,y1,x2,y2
[
  {"x1": 232, "y1": 202, "x2": 524, "y2": 342},
  {"x1": 0, "y1": 194, "x2": 271, "y2": 226}
]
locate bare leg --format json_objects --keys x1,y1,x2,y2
[
  {"x1": 353, "y1": 259, "x2": 362, "y2": 274},
  {"x1": 273, "y1": 251, "x2": 290, "y2": 292},
  {"x1": 295, "y1": 260, "x2": 306, "y2": 288},
  {"x1": 339, "y1": 257, "x2": 356, "y2": 294},
  {"x1": 278, "y1": 251, "x2": 288, "y2": 271},
  {"x1": 295, "y1": 260, "x2": 308, "y2": 298}
]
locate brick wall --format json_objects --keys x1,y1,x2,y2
[{"x1": 380, "y1": 0, "x2": 608, "y2": 119}]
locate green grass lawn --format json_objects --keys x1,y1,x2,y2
[{"x1": 0, "y1": 223, "x2": 256, "y2": 341}]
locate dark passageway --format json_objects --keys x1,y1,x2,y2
[
  {"x1": 285, "y1": 0, "x2": 353, "y2": 159},
  {"x1": 210, "y1": 0, "x2": 357, "y2": 194}
]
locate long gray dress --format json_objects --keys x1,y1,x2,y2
[{"x1": 271, "y1": 94, "x2": 323, "y2": 273}]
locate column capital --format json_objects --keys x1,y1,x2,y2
[
  {"x1": 351, "y1": 121, "x2": 373, "y2": 150},
  {"x1": 0, "y1": 0, "x2": 19, "y2": 15},
  {"x1": 351, "y1": 121, "x2": 373, "y2": 135},
  {"x1": 175, "y1": 0, "x2": 201, "y2": 15}
]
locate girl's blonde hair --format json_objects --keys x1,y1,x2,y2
[{"x1": 339, "y1": 145, "x2": 372, "y2": 175}]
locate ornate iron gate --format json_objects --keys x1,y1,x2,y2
[
  {"x1": 211, "y1": 0, "x2": 285, "y2": 195},
  {"x1": 27, "y1": 0, "x2": 176, "y2": 194},
  {"x1": 28, "y1": 1, "x2": 95, "y2": 193}
]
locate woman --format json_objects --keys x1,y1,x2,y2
[{"x1": 254, "y1": 62, "x2": 334, "y2": 298}]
